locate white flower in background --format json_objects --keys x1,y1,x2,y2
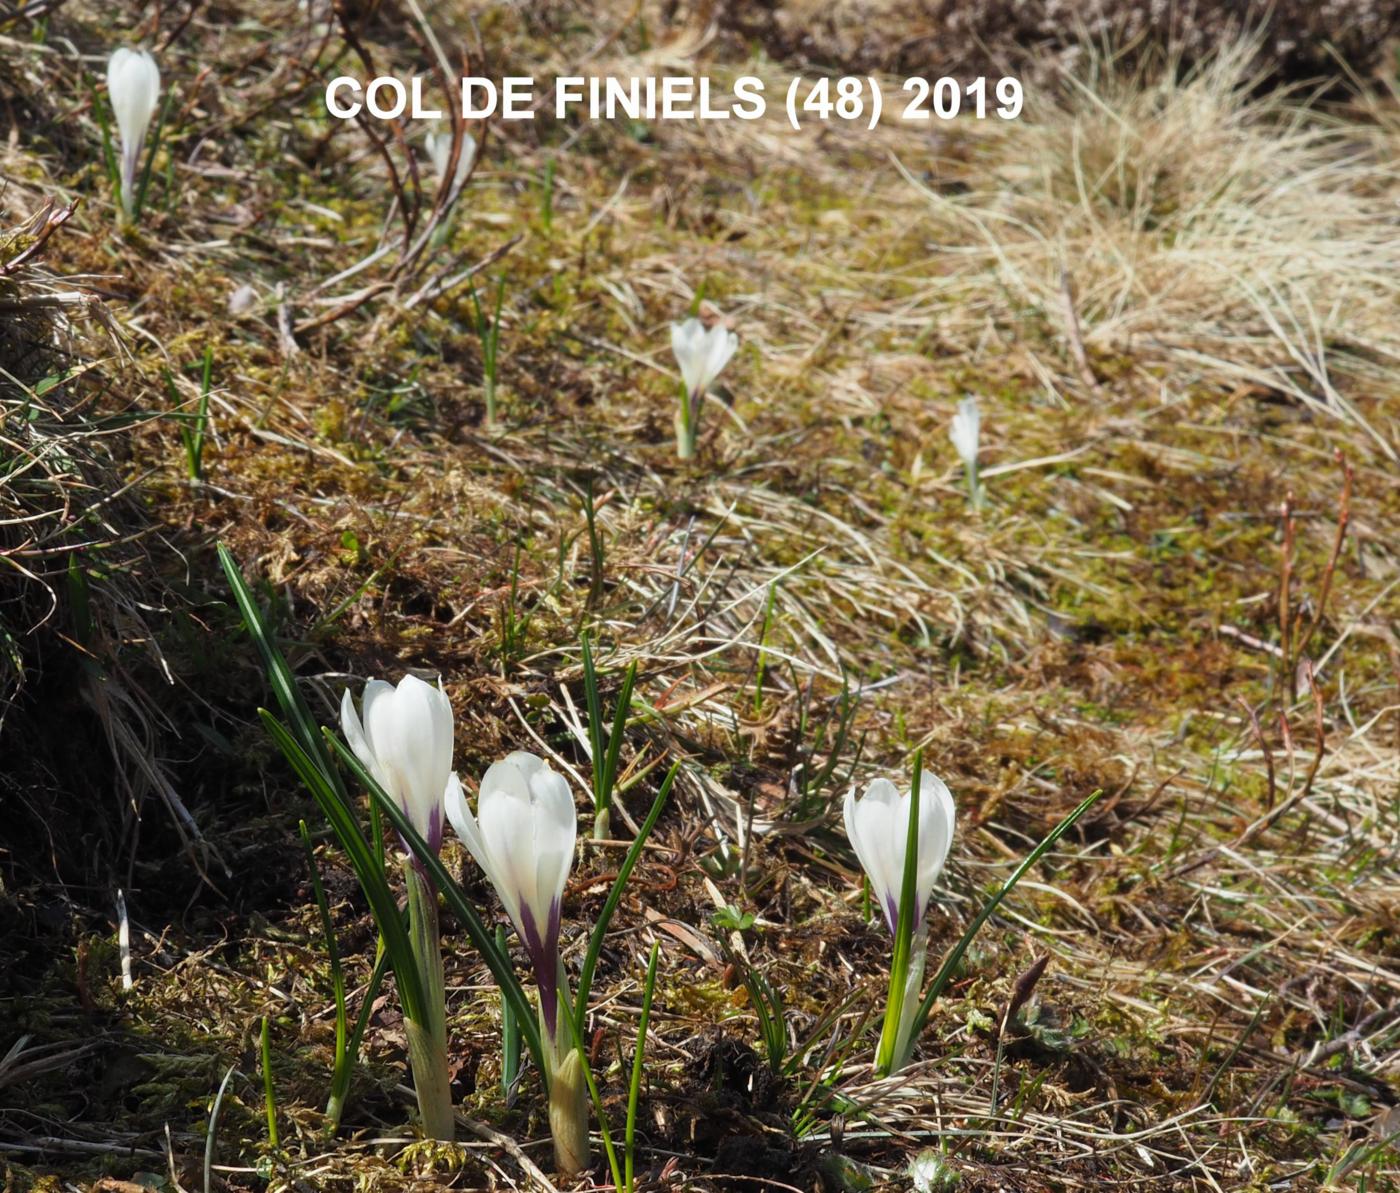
[
  {"x1": 340, "y1": 674, "x2": 455, "y2": 853},
  {"x1": 670, "y1": 316, "x2": 738, "y2": 403},
  {"x1": 909, "y1": 1149, "x2": 959, "y2": 1193},
  {"x1": 670, "y1": 316, "x2": 739, "y2": 459},
  {"x1": 949, "y1": 396, "x2": 982, "y2": 509},
  {"x1": 425, "y1": 122, "x2": 477, "y2": 190},
  {"x1": 227, "y1": 284, "x2": 258, "y2": 318},
  {"x1": 949, "y1": 396, "x2": 979, "y2": 469},
  {"x1": 843, "y1": 772, "x2": 955, "y2": 935},
  {"x1": 106, "y1": 48, "x2": 161, "y2": 216}
]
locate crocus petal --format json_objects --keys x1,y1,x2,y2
[
  {"x1": 524, "y1": 761, "x2": 577, "y2": 921},
  {"x1": 476, "y1": 753, "x2": 542, "y2": 936},
  {"x1": 459, "y1": 751, "x2": 579, "y2": 1038},
  {"x1": 344, "y1": 675, "x2": 454, "y2": 852},
  {"x1": 671, "y1": 318, "x2": 706, "y2": 396},
  {"x1": 446, "y1": 772, "x2": 505, "y2": 894},
  {"x1": 702, "y1": 327, "x2": 738, "y2": 392},
  {"x1": 913, "y1": 772, "x2": 956, "y2": 920},
  {"x1": 364, "y1": 676, "x2": 453, "y2": 838}
]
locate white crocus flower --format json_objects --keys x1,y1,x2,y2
[
  {"x1": 669, "y1": 316, "x2": 738, "y2": 459},
  {"x1": 106, "y1": 48, "x2": 161, "y2": 217},
  {"x1": 844, "y1": 769, "x2": 956, "y2": 1072},
  {"x1": 340, "y1": 675, "x2": 455, "y2": 854},
  {"x1": 949, "y1": 397, "x2": 979, "y2": 468},
  {"x1": 425, "y1": 122, "x2": 477, "y2": 191},
  {"x1": 671, "y1": 317, "x2": 738, "y2": 402},
  {"x1": 447, "y1": 751, "x2": 587, "y2": 1172},
  {"x1": 446, "y1": 751, "x2": 576, "y2": 1032},
  {"x1": 844, "y1": 774, "x2": 955, "y2": 936},
  {"x1": 949, "y1": 396, "x2": 982, "y2": 509}
]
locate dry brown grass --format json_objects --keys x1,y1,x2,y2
[{"x1": 2, "y1": 4, "x2": 1400, "y2": 1191}]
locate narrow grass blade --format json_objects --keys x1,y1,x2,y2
[
  {"x1": 204, "y1": 1064, "x2": 236, "y2": 1193},
  {"x1": 601, "y1": 661, "x2": 638, "y2": 807},
  {"x1": 260, "y1": 1016, "x2": 279, "y2": 1149},
  {"x1": 625, "y1": 941, "x2": 661, "y2": 1193},
  {"x1": 573, "y1": 761, "x2": 679, "y2": 1036},
  {"x1": 132, "y1": 88, "x2": 173, "y2": 219},
  {"x1": 300, "y1": 821, "x2": 351, "y2": 1127},
  {"x1": 581, "y1": 632, "x2": 606, "y2": 812},
  {"x1": 92, "y1": 80, "x2": 120, "y2": 195},
  {"x1": 219, "y1": 544, "x2": 343, "y2": 795},
  {"x1": 260, "y1": 711, "x2": 427, "y2": 1026},
  {"x1": 498, "y1": 924, "x2": 520, "y2": 1098},
  {"x1": 907, "y1": 788, "x2": 1105, "y2": 1043}
]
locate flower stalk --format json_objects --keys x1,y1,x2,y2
[{"x1": 403, "y1": 857, "x2": 454, "y2": 1140}]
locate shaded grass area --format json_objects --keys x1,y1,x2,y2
[{"x1": 3, "y1": 3, "x2": 1400, "y2": 1190}]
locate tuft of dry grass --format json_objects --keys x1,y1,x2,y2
[{"x1": 896, "y1": 36, "x2": 1400, "y2": 459}]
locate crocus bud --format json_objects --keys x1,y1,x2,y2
[
  {"x1": 425, "y1": 122, "x2": 477, "y2": 190},
  {"x1": 843, "y1": 773, "x2": 955, "y2": 935},
  {"x1": 340, "y1": 675, "x2": 455, "y2": 853},
  {"x1": 670, "y1": 316, "x2": 738, "y2": 400},
  {"x1": 949, "y1": 396, "x2": 980, "y2": 469},
  {"x1": 106, "y1": 48, "x2": 161, "y2": 216},
  {"x1": 445, "y1": 751, "x2": 577, "y2": 1037}
]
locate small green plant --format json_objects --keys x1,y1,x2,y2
[
  {"x1": 581, "y1": 631, "x2": 638, "y2": 839},
  {"x1": 790, "y1": 669, "x2": 864, "y2": 820},
  {"x1": 167, "y1": 346, "x2": 213, "y2": 481},
  {"x1": 468, "y1": 274, "x2": 506, "y2": 427},
  {"x1": 497, "y1": 543, "x2": 534, "y2": 675},
  {"x1": 752, "y1": 581, "x2": 778, "y2": 715}
]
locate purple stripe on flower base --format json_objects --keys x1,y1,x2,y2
[
  {"x1": 397, "y1": 804, "x2": 445, "y2": 886},
  {"x1": 520, "y1": 902, "x2": 561, "y2": 1037}
]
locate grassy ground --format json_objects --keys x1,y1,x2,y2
[{"x1": 3, "y1": 4, "x2": 1400, "y2": 1190}]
